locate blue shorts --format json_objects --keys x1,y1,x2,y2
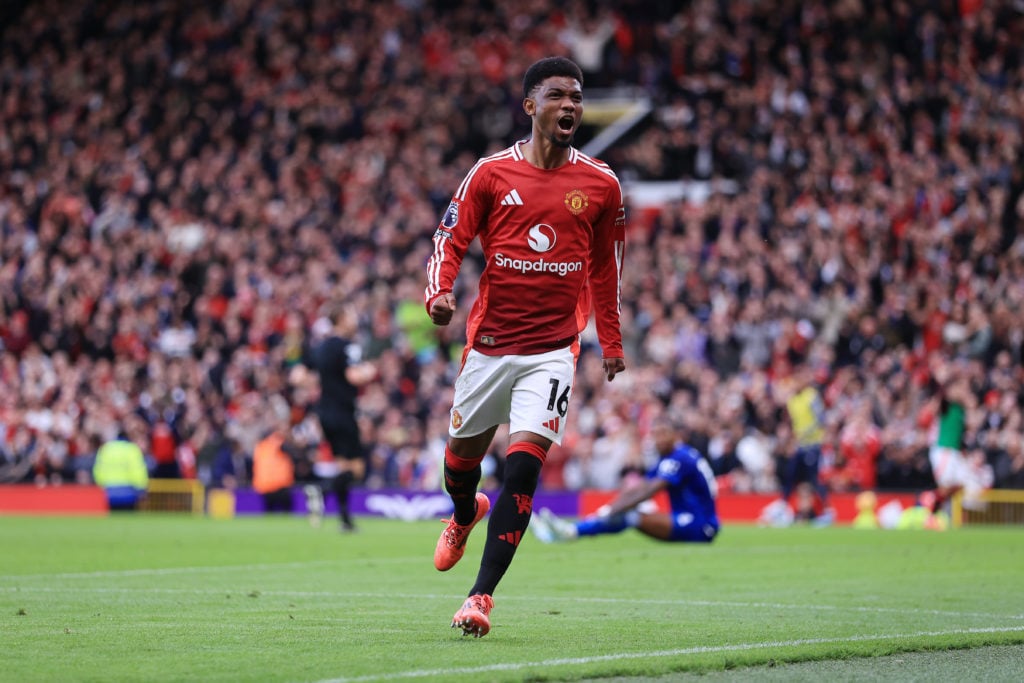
[
  {"x1": 106, "y1": 486, "x2": 144, "y2": 510},
  {"x1": 670, "y1": 511, "x2": 719, "y2": 543}
]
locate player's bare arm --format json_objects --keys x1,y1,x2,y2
[
  {"x1": 600, "y1": 478, "x2": 665, "y2": 518},
  {"x1": 429, "y1": 293, "x2": 456, "y2": 326}
]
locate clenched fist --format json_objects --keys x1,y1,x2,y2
[{"x1": 429, "y1": 293, "x2": 456, "y2": 326}]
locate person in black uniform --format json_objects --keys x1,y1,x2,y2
[{"x1": 312, "y1": 305, "x2": 377, "y2": 531}]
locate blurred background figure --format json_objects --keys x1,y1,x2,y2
[
  {"x1": 927, "y1": 364, "x2": 994, "y2": 513},
  {"x1": 92, "y1": 419, "x2": 150, "y2": 511},
  {"x1": 251, "y1": 420, "x2": 298, "y2": 514},
  {"x1": 851, "y1": 490, "x2": 880, "y2": 530},
  {"x1": 896, "y1": 491, "x2": 950, "y2": 531},
  {"x1": 311, "y1": 304, "x2": 377, "y2": 532},
  {"x1": 775, "y1": 365, "x2": 832, "y2": 524}
]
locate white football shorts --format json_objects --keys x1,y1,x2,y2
[
  {"x1": 928, "y1": 445, "x2": 965, "y2": 489},
  {"x1": 928, "y1": 444, "x2": 993, "y2": 509},
  {"x1": 449, "y1": 346, "x2": 577, "y2": 444}
]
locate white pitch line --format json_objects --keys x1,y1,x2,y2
[
  {"x1": 2, "y1": 586, "x2": 1022, "y2": 623},
  {"x1": 0, "y1": 557, "x2": 421, "y2": 581},
  {"x1": 313, "y1": 625, "x2": 1024, "y2": 683}
]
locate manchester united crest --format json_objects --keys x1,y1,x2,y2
[
  {"x1": 564, "y1": 189, "x2": 589, "y2": 215},
  {"x1": 451, "y1": 409, "x2": 463, "y2": 429}
]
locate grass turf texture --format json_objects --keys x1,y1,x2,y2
[{"x1": 2, "y1": 514, "x2": 1022, "y2": 682}]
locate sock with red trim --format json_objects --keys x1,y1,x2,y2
[
  {"x1": 443, "y1": 447, "x2": 483, "y2": 525},
  {"x1": 470, "y1": 444, "x2": 545, "y2": 595}
]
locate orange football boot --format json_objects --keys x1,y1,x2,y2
[
  {"x1": 434, "y1": 492, "x2": 490, "y2": 571},
  {"x1": 451, "y1": 593, "x2": 493, "y2": 637}
]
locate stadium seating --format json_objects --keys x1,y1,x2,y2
[{"x1": 1, "y1": 0, "x2": 1022, "y2": 499}]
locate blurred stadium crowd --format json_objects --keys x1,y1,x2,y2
[{"x1": 2, "y1": 0, "x2": 1023, "y2": 496}]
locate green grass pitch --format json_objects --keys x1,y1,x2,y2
[{"x1": 2, "y1": 513, "x2": 1023, "y2": 682}]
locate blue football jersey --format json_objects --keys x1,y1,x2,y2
[{"x1": 648, "y1": 444, "x2": 719, "y2": 523}]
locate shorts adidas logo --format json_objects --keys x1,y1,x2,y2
[
  {"x1": 500, "y1": 189, "x2": 524, "y2": 206},
  {"x1": 542, "y1": 417, "x2": 560, "y2": 432}
]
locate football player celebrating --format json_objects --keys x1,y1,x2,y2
[{"x1": 425, "y1": 56, "x2": 626, "y2": 637}]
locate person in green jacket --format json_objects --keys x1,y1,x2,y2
[
  {"x1": 928, "y1": 369, "x2": 992, "y2": 512},
  {"x1": 93, "y1": 434, "x2": 150, "y2": 511}
]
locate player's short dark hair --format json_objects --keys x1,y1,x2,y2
[
  {"x1": 523, "y1": 56, "x2": 584, "y2": 99},
  {"x1": 652, "y1": 413, "x2": 684, "y2": 433},
  {"x1": 323, "y1": 301, "x2": 356, "y2": 326}
]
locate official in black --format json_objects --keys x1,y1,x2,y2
[{"x1": 313, "y1": 305, "x2": 377, "y2": 531}]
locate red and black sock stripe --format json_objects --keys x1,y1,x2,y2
[{"x1": 443, "y1": 446, "x2": 483, "y2": 525}]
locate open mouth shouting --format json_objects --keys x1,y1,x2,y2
[
  {"x1": 549, "y1": 112, "x2": 577, "y2": 147},
  {"x1": 557, "y1": 113, "x2": 576, "y2": 136}
]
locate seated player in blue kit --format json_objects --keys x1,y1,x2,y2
[{"x1": 532, "y1": 416, "x2": 720, "y2": 543}]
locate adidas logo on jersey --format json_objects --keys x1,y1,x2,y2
[
  {"x1": 542, "y1": 417, "x2": 560, "y2": 432},
  {"x1": 500, "y1": 189, "x2": 524, "y2": 206}
]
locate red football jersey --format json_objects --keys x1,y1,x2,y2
[{"x1": 426, "y1": 141, "x2": 625, "y2": 358}]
